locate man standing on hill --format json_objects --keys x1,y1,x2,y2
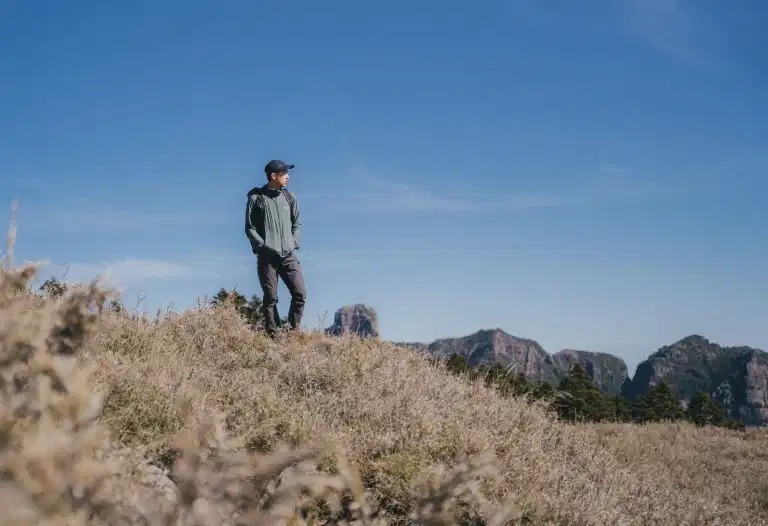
[{"x1": 245, "y1": 160, "x2": 306, "y2": 338}]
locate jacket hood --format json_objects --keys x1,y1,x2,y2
[
  {"x1": 248, "y1": 185, "x2": 290, "y2": 198},
  {"x1": 247, "y1": 185, "x2": 265, "y2": 198}
]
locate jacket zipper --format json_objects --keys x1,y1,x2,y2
[{"x1": 275, "y1": 195, "x2": 284, "y2": 255}]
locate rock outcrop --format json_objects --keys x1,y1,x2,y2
[
  {"x1": 326, "y1": 304, "x2": 379, "y2": 338},
  {"x1": 625, "y1": 335, "x2": 768, "y2": 426},
  {"x1": 425, "y1": 328, "x2": 561, "y2": 384},
  {"x1": 552, "y1": 349, "x2": 629, "y2": 397},
  {"x1": 420, "y1": 329, "x2": 630, "y2": 392}
]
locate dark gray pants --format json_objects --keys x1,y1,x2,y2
[{"x1": 257, "y1": 251, "x2": 306, "y2": 335}]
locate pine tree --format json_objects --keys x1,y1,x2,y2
[
  {"x1": 685, "y1": 391, "x2": 725, "y2": 427},
  {"x1": 445, "y1": 354, "x2": 470, "y2": 375},
  {"x1": 481, "y1": 363, "x2": 506, "y2": 391},
  {"x1": 502, "y1": 371, "x2": 534, "y2": 397},
  {"x1": 632, "y1": 382, "x2": 684, "y2": 423},
  {"x1": 244, "y1": 294, "x2": 265, "y2": 327},
  {"x1": 532, "y1": 381, "x2": 555, "y2": 400},
  {"x1": 211, "y1": 288, "x2": 247, "y2": 311},
  {"x1": 477, "y1": 364, "x2": 531, "y2": 397},
  {"x1": 721, "y1": 419, "x2": 746, "y2": 431},
  {"x1": 210, "y1": 288, "x2": 271, "y2": 328},
  {"x1": 609, "y1": 396, "x2": 633, "y2": 423},
  {"x1": 553, "y1": 363, "x2": 612, "y2": 422}
]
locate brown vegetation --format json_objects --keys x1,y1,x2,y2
[{"x1": 2, "y1": 251, "x2": 768, "y2": 524}]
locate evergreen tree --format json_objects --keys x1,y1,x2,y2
[
  {"x1": 445, "y1": 354, "x2": 470, "y2": 375},
  {"x1": 553, "y1": 364, "x2": 612, "y2": 422},
  {"x1": 609, "y1": 396, "x2": 633, "y2": 423},
  {"x1": 632, "y1": 382, "x2": 684, "y2": 423},
  {"x1": 211, "y1": 288, "x2": 247, "y2": 311},
  {"x1": 532, "y1": 381, "x2": 556, "y2": 400},
  {"x1": 210, "y1": 287, "x2": 273, "y2": 328},
  {"x1": 244, "y1": 294, "x2": 266, "y2": 327},
  {"x1": 478, "y1": 364, "x2": 533, "y2": 397},
  {"x1": 685, "y1": 391, "x2": 725, "y2": 427},
  {"x1": 508, "y1": 371, "x2": 534, "y2": 396},
  {"x1": 720, "y1": 419, "x2": 746, "y2": 431}
]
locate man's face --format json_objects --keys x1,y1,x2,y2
[{"x1": 271, "y1": 171, "x2": 290, "y2": 187}]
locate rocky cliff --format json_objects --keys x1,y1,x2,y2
[
  {"x1": 420, "y1": 330, "x2": 630, "y2": 393},
  {"x1": 625, "y1": 335, "x2": 768, "y2": 425},
  {"x1": 553, "y1": 349, "x2": 629, "y2": 397},
  {"x1": 326, "y1": 304, "x2": 380, "y2": 339},
  {"x1": 425, "y1": 328, "x2": 561, "y2": 384}
]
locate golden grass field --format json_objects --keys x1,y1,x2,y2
[{"x1": 3, "y1": 254, "x2": 768, "y2": 525}]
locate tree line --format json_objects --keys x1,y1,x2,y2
[{"x1": 443, "y1": 354, "x2": 746, "y2": 430}]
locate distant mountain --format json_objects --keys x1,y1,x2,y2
[
  {"x1": 425, "y1": 328, "x2": 561, "y2": 384},
  {"x1": 403, "y1": 328, "x2": 630, "y2": 394},
  {"x1": 625, "y1": 335, "x2": 768, "y2": 426},
  {"x1": 325, "y1": 304, "x2": 380, "y2": 338}
]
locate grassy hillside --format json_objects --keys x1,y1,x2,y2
[{"x1": 3, "y1": 262, "x2": 768, "y2": 525}]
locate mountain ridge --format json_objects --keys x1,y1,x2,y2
[
  {"x1": 393, "y1": 327, "x2": 630, "y2": 395},
  {"x1": 391, "y1": 328, "x2": 767, "y2": 424}
]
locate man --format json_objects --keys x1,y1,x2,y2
[{"x1": 245, "y1": 159, "x2": 306, "y2": 337}]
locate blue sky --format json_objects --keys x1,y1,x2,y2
[{"x1": 2, "y1": 0, "x2": 766, "y2": 375}]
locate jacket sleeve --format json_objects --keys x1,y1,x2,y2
[
  {"x1": 245, "y1": 195, "x2": 265, "y2": 253},
  {"x1": 290, "y1": 194, "x2": 302, "y2": 249}
]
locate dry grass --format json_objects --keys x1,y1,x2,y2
[{"x1": 2, "y1": 254, "x2": 768, "y2": 524}]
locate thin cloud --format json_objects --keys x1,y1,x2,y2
[
  {"x1": 491, "y1": 0, "x2": 715, "y2": 67},
  {"x1": 334, "y1": 145, "x2": 564, "y2": 214},
  {"x1": 621, "y1": 0, "x2": 706, "y2": 65},
  {"x1": 352, "y1": 176, "x2": 474, "y2": 212},
  {"x1": 301, "y1": 248, "x2": 413, "y2": 271},
  {"x1": 9, "y1": 180, "x2": 228, "y2": 234},
  {"x1": 324, "y1": 151, "x2": 703, "y2": 215},
  {"x1": 19, "y1": 202, "x2": 228, "y2": 234},
  {"x1": 44, "y1": 257, "x2": 213, "y2": 288},
  {"x1": 585, "y1": 161, "x2": 732, "y2": 204},
  {"x1": 313, "y1": 175, "x2": 564, "y2": 214}
]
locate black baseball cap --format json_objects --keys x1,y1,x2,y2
[{"x1": 264, "y1": 160, "x2": 295, "y2": 174}]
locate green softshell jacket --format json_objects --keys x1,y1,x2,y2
[{"x1": 245, "y1": 185, "x2": 302, "y2": 258}]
